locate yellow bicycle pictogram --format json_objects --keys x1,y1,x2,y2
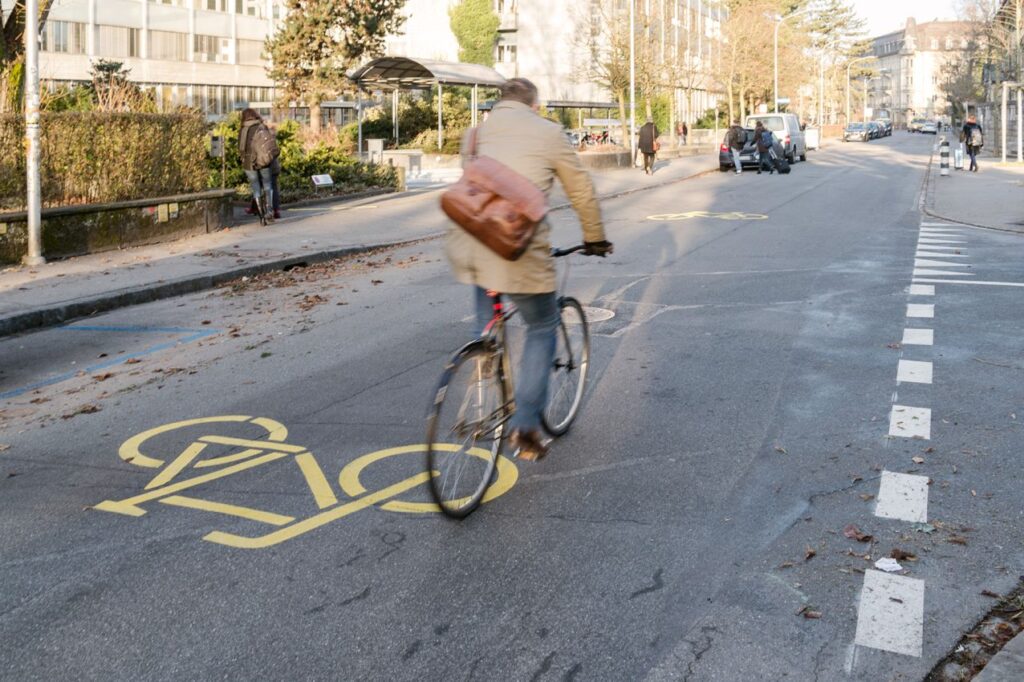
[
  {"x1": 646, "y1": 211, "x2": 768, "y2": 222},
  {"x1": 94, "y1": 416, "x2": 518, "y2": 549}
]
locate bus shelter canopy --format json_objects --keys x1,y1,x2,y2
[
  {"x1": 348, "y1": 57, "x2": 507, "y2": 90},
  {"x1": 347, "y1": 57, "x2": 507, "y2": 154}
]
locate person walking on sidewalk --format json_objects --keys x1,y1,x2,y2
[
  {"x1": 246, "y1": 157, "x2": 281, "y2": 220},
  {"x1": 239, "y1": 108, "x2": 279, "y2": 222},
  {"x1": 445, "y1": 78, "x2": 613, "y2": 461},
  {"x1": 638, "y1": 117, "x2": 659, "y2": 175},
  {"x1": 727, "y1": 120, "x2": 746, "y2": 174},
  {"x1": 961, "y1": 115, "x2": 984, "y2": 173},
  {"x1": 754, "y1": 121, "x2": 774, "y2": 175}
]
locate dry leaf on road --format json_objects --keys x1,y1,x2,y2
[{"x1": 843, "y1": 524, "x2": 873, "y2": 542}]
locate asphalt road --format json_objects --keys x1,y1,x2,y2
[{"x1": 2, "y1": 133, "x2": 1023, "y2": 680}]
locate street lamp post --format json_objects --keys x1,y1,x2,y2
[
  {"x1": 774, "y1": 7, "x2": 813, "y2": 113},
  {"x1": 629, "y1": 0, "x2": 636, "y2": 163},
  {"x1": 24, "y1": 0, "x2": 44, "y2": 266},
  {"x1": 846, "y1": 56, "x2": 876, "y2": 127}
]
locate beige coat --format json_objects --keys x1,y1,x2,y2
[{"x1": 445, "y1": 100, "x2": 605, "y2": 294}]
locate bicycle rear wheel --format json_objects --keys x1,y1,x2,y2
[
  {"x1": 426, "y1": 342, "x2": 509, "y2": 518},
  {"x1": 542, "y1": 296, "x2": 590, "y2": 436}
]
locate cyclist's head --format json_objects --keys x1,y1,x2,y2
[
  {"x1": 500, "y1": 78, "x2": 539, "y2": 109},
  {"x1": 241, "y1": 108, "x2": 262, "y2": 124}
]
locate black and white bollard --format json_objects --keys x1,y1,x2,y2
[
  {"x1": 939, "y1": 136, "x2": 950, "y2": 177},
  {"x1": 954, "y1": 142, "x2": 964, "y2": 170}
]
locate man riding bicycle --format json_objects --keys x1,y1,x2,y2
[{"x1": 445, "y1": 78, "x2": 613, "y2": 461}]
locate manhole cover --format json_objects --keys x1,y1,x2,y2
[{"x1": 582, "y1": 306, "x2": 616, "y2": 322}]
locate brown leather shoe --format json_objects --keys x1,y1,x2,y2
[{"x1": 510, "y1": 429, "x2": 549, "y2": 461}]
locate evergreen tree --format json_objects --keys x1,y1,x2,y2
[
  {"x1": 449, "y1": 0, "x2": 500, "y2": 67},
  {"x1": 266, "y1": 0, "x2": 407, "y2": 133}
]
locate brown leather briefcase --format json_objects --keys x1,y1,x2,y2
[{"x1": 440, "y1": 128, "x2": 548, "y2": 261}]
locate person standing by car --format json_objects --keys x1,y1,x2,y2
[
  {"x1": 727, "y1": 120, "x2": 745, "y2": 174},
  {"x1": 638, "y1": 117, "x2": 659, "y2": 175},
  {"x1": 961, "y1": 115, "x2": 983, "y2": 173},
  {"x1": 445, "y1": 78, "x2": 613, "y2": 461},
  {"x1": 754, "y1": 121, "x2": 774, "y2": 175},
  {"x1": 239, "y1": 108, "x2": 278, "y2": 222}
]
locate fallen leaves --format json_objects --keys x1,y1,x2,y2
[
  {"x1": 859, "y1": 494, "x2": 875, "y2": 502},
  {"x1": 804, "y1": 546, "x2": 817, "y2": 561},
  {"x1": 948, "y1": 535, "x2": 969, "y2": 546},
  {"x1": 92, "y1": 372, "x2": 114, "y2": 382},
  {"x1": 843, "y1": 524, "x2": 874, "y2": 542},
  {"x1": 0, "y1": 444, "x2": 9, "y2": 452},
  {"x1": 910, "y1": 522, "x2": 936, "y2": 534},
  {"x1": 912, "y1": 456, "x2": 925, "y2": 464},
  {"x1": 982, "y1": 590, "x2": 1002, "y2": 599},
  {"x1": 298, "y1": 294, "x2": 328, "y2": 312},
  {"x1": 61, "y1": 404, "x2": 101, "y2": 419},
  {"x1": 890, "y1": 548, "x2": 918, "y2": 562},
  {"x1": 125, "y1": 358, "x2": 141, "y2": 365},
  {"x1": 774, "y1": 445, "x2": 788, "y2": 454},
  {"x1": 796, "y1": 605, "x2": 822, "y2": 619}
]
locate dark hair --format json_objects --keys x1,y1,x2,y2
[
  {"x1": 241, "y1": 107, "x2": 261, "y2": 123},
  {"x1": 500, "y1": 78, "x2": 539, "y2": 107}
]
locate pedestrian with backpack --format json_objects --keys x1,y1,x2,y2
[
  {"x1": 239, "y1": 108, "x2": 280, "y2": 222},
  {"x1": 961, "y1": 114, "x2": 983, "y2": 173},
  {"x1": 726, "y1": 120, "x2": 746, "y2": 174},
  {"x1": 754, "y1": 121, "x2": 774, "y2": 175}
]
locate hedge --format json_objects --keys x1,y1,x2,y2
[{"x1": 0, "y1": 112, "x2": 207, "y2": 211}]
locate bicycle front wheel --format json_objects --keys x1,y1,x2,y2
[
  {"x1": 426, "y1": 343, "x2": 509, "y2": 519},
  {"x1": 542, "y1": 296, "x2": 590, "y2": 436}
]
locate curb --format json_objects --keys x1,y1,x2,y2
[
  {"x1": 975, "y1": 630, "x2": 1024, "y2": 681},
  {"x1": 0, "y1": 157, "x2": 719, "y2": 339},
  {"x1": 0, "y1": 235, "x2": 438, "y2": 339}
]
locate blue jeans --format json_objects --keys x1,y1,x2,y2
[
  {"x1": 245, "y1": 168, "x2": 274, "y2": 210},
  {"x1": 473, "y1": 287, "x2": 559, "y2": 432}
]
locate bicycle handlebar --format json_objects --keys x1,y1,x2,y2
[{"x1": 551, "y1": 245, "x2": 587, "y2": 257}]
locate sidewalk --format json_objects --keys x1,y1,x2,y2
[
  {"x1": 0, "y1": 151, "x2": 718, "y2": 338},
  {"x1": 924, "y1": 147, "x2": 1024, "y2": 234}
]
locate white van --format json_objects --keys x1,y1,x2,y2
[{"x1": 745, "y1": 113, "x2": 807, "y2": 163}]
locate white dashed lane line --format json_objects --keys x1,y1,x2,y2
[
  {"x1": 889, "y1": 405, "x2": 932, "y2": 440},
  {"x1": 854, "y1": 571, "x2": 926, "y2": 657},
  {"x1": 897, "y1": 359, "x2": 934, "y2": 385},
  {"x1": 907, "y1": 303, "x2": 934, "y2": 318},
  {"x1": 908, "y1": 284, "x2": 935, "y2": 295},
  {"x1": 902, "y1": 328, "x2": 934, "y2": 346},
  {"x1": 874, "y1": 471, "x2": 930, "y2": 523}
]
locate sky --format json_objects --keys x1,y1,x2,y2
[{"x1": 851, "y1": 0, "x2": 960, "y2": 38}]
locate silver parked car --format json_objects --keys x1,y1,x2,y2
[{"x1": 745, "y1": 113, "x2": 807, "y2": 163}]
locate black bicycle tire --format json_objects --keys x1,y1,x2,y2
[
  {"x1": 541, "y1": 296, "x2": 590, "y2": 436},
  {"x1": 425, "y1": 342, "x2": 508, "y2": 519}
]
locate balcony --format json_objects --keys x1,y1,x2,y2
[{"x1": 498, "y1": 12, "x2": 517, "y2": 31}]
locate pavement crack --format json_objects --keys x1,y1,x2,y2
[
  {"x1": 529, "y1": 651, "x2": 556, "y2": 682},
  {"x1": 338, "y1": 586, "x2": 371, "y2": 607},
  {"x1": 682, "y1": 626, "x2": 719, "y2": 682},
  {"x1": 630, "y1": 569, "x2": 665, "y2": 599}
]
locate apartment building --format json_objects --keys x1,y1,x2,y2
[
  {"x1": 19, "y1": 0, "x2": 283, "y2": 117},
  {"x1": 870, "y1": 18, "x2": 974, "y2": 126},
  {"x1": 385, "y1": 0, "x2": 725, "y2": 119}
]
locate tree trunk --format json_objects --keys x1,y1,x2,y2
[
  {"x1": 669, "y1": 88, "x2": 676, "y2": 148},
  {"x1": 309, "y1": 101, "x2": 322, "y2": 135},
  {"x1": 727, "y1": 81, "x2": 734, "y2": 125},
  {"x1": 617, "y1": 91, "x2": 629, "y2": 151}
]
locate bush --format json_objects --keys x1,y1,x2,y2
[
  {"x1": 210, "y1": 114, "x2": 397, "y2": 203},
  {"x1": 0, "y1": 111, "x2": 206, "y2": 211}
]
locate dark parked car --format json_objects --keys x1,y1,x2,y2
[
  {"x1": 843, "y1": 122, "x2": 870, "y2": 142},
  {"x1": 866, "y1": 121, "x2": 882, "y2": 139},
  {"x1": 874, "y1": 120, "x2": 893, "y2": 137},
  {"x1": 719, "y1": 128, "x2": 760, "y2": 171}
]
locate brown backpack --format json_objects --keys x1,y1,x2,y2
[{"x1": 440, "y1": 128, "x2": 547, "y2": 261}]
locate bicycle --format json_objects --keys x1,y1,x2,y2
[{"x1": 425, "y1": 245, "x2": 592, "y2": 518}]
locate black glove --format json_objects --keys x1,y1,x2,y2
[{"x1": 584, "y1": 240, "x2": 614, "y2": 257}]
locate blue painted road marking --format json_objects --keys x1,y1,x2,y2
[{"x1": 0, "y1": 324, "x2": 219, "y2": 401}]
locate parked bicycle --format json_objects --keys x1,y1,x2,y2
[{"x1": 425, "y1": 245, "x2": 592, "y2": 518}]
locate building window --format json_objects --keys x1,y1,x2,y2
[
  {"x1": 496, "y1": 43, "x2": 517, "y2": 63},
  {"x1": 149, "y1": 0, "x2": 187, "y2": 6},
  {"x1": 42, "y1": 21, "x2": 86, "y2": 54},
  {"x1": 945, "y1": 37, "x2": 953, "y2": 49},
  {"x1": 149, "y1": 30, "x2": 188, "y2": 61},
  {"x1": 205, "y1": 0, "x2": 228, "y2": 10},
  {"x1": 930, "y1": 38, "x2": 938, "y2": 50},
  {"x1": 237, "y1": 39, "x2": 264, "y2": 65},
  {"x1": 195, "y1": 34, "x2": 230, "y2": 63},
  {"x1": 98, "y1": 26, "x2": 140, "y2": 58}
]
